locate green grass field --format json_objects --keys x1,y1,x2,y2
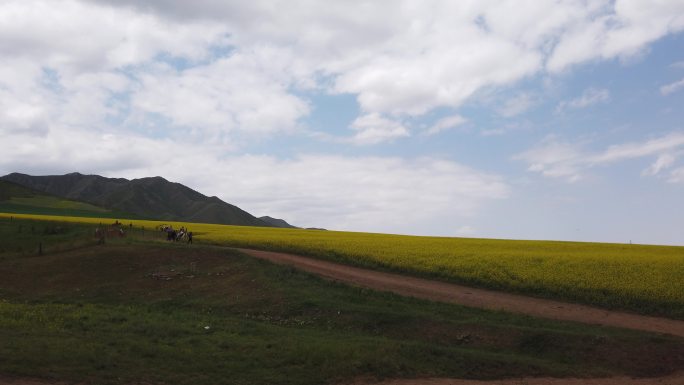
[
  {"x1": 0, "y1": 217, "x2": 98, "y2": 257},
  {"x1": 2, "y1": 212, "x2": 683, "y2": 320},
  {"x1": 0, "y1": 221, "x2": 682, "y2": 384}
]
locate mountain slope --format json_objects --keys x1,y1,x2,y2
[
  {"x1": 1, "y1": 173, "x2": 270, "y2": 227},
  {"x1": 259, "y1": 216, "x2": 298, "y2": 229},
  {"x1": 0, "y1": 179, "x2": 130, "y2": 218}
]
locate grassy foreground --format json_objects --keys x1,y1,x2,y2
[
  {"x1": 0, "y1": 226, "x2": 683, "y2": 384},
  {"x1": 2, "y1": 213, "x2": 684, "y2": 319}
]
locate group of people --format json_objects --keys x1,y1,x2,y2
[
  {"x1": 161, "y1": 224, "x2": 193, "y2": 244},
  {"x1": 93, "y1": 222, "x2": 195, "y2": 244},
  {"x1": 94, "y1": 221, "x2": 127, "y2": 243}
]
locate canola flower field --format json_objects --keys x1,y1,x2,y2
[{"x1": 3, "y1": 212, "x2": 683, "y2": 319}]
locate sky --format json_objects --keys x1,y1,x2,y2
[{"x1": 1, "y1": 1, "x2": 684, "y2": 245}]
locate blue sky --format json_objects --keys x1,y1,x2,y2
[{"x1": 1, "y1": 1, "x2": 683, "y2": 244}]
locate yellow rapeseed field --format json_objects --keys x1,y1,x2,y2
[{"x1": 3, "y1": 212, "x2": 683, "y2": 318}]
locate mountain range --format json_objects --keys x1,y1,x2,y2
[{"x1": 0, "y1": 172, "x2": 297, "y2": 228}]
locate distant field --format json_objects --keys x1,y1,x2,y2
[{"x1": 2, "y1": 212, "x2": 683, "y2": 319}]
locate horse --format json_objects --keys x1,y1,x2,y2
[{"x1": 176, "y1": 231, "x2": 187, "y2": 242}]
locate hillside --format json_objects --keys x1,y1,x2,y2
[
  {"x1": 0, "y1": 180, "x2": 131, "y2": 218},
  {"x1": 1, "y1": 173, "x2": 271, "y2": 227},
  {"x1": 259, "y1": 215, "x2": 298, "y2": 228}
]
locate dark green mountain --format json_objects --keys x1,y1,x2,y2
[
  {"x1": 0, "y1": 180, "x2": 35, "y2": 201},
  {"x1": 1, "y1": 173, "x2": 272, "y2": 227},
  {"x1": 259, "y1": 216, "x2": 298, "y2": 229},
  {"x1": 0, "y1": 179, "x2": 131, "y2": 218}
]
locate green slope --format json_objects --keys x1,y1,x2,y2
[
  {"x1": 1, "y1": 172, "x2": 269, "y2": 226},
  {"x1": 0, "y1": 180, "x2": 137, "y2": 219}
]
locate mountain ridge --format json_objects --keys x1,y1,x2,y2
[
  {"x1": 259, "y1": 215, "x2": 299, "y2": 229},
  {"x1": 1, "y1": 172, "x2": 297, "y2": 228}
]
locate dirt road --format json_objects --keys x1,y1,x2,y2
[
  {"x1": 236, "y1": 248, "x2": 684, "y2": 338},
  {"x1": 349, "y1": 373, "x2": 684, "y2": 385}
]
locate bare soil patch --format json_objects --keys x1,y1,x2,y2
[{"x1": 0, "y1": 378, "x2": 63, "y2": 385}]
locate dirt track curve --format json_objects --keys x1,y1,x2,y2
[
  {"x1": 239, "y1": 248, "x2": 684, "y2": 384},
  {"x1": 348, "y1": 373, "x2": 684, "y2": 385},
  {"x1": 236, "y1": 248, "x2": 684, "y2": 338}
]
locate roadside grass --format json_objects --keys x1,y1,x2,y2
[
  {"x1": 0, "y1": 237, "x2": 683, "y2": 384},
  {"x1": 2, "y1": 213, "x2": 683, "y2": 319},
  {"x1": 0, "y1": 301, "x2": 576, "y2": 385}
]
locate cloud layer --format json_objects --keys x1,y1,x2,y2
[
  {"x1": 2, "y1": 1, "x2": 684, "y2": 238},
  {"x1": 516, "y1": 132, "x2": 684, "y2": 183},
  {"x1": 0, "y1": 122, "x2": 510, "y2": 233},
  {"x1": 557, "y1": 88, "x2": 610, "y2": 112},
  {"x1": 2, "y1": 0, "x2": 683, "y2": 142}
]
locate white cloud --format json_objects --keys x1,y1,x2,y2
[
  {"x1": 349, "y1": 113, "x2": 409, "y2": 145},
  {"x1": 131, "y1": 53, "x2": 310, "y2": 138},
  {"x1": 498, "y1": 93, "x2": 536, "y2": 117},
  {"x1": 671, "y1": 61, "x2": 684, "y2": 69},
  {"x1": 1, "y1": 0, "x2": 683, "y2": 243},
  {"x1": 0, "y1": 0, "x2": 236, "y2": 142},
  {"x1": 1, "y1": 0, "x2": 682, "y2": 143},
  {"x1": 0, "y1": 0, "x2": 227, "y2": 73},
  {"x1": 517, "y1": 132, "x2": 684, "y2": 182},
  {"x1": 515, "y1": 137, "x2": 585, "y2": 182},
  {"x1": 668, "y1": 167, "x2": 684, "y2": 183},
  {"x1": 99, "y1": 1, "x2": 683, "y2": 115},
  {"x1": 0, "y1": 95, "x2": 50, "y2": 135},
  {"x1": 426, "y1": 115, "x2": 466, "y2": 136},
  {"x1": 332, "y1": 27, "x2": 541, "y2": 116},
  {"x1": 660, "y1": 78, "x2": 684, "y2": 95},
  {"x1": 547, "y1": 0, "x2": 684, "y2": 72},
  {"x1": 590, "y1": 133, "x2": 684, "y2": 163},
  {"x1": 203, "y1": 155, "x2": 510, "y2": 233},
  {"x1": 93, "y1": 2, "x2": 684, "y2": 117},
  {"x1": 557, "y1": 87, "x2": 610, "y2": 112},
  {"x1": 643, "y1": 153, "x2": 677, "y2": 176},
  {"x1": 0, "y1": 125, "x2": 509, "y2": 235}
]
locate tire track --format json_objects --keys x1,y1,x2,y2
[{"x1": 236, "y1": 248, "x2": 684, "y2": 338}]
